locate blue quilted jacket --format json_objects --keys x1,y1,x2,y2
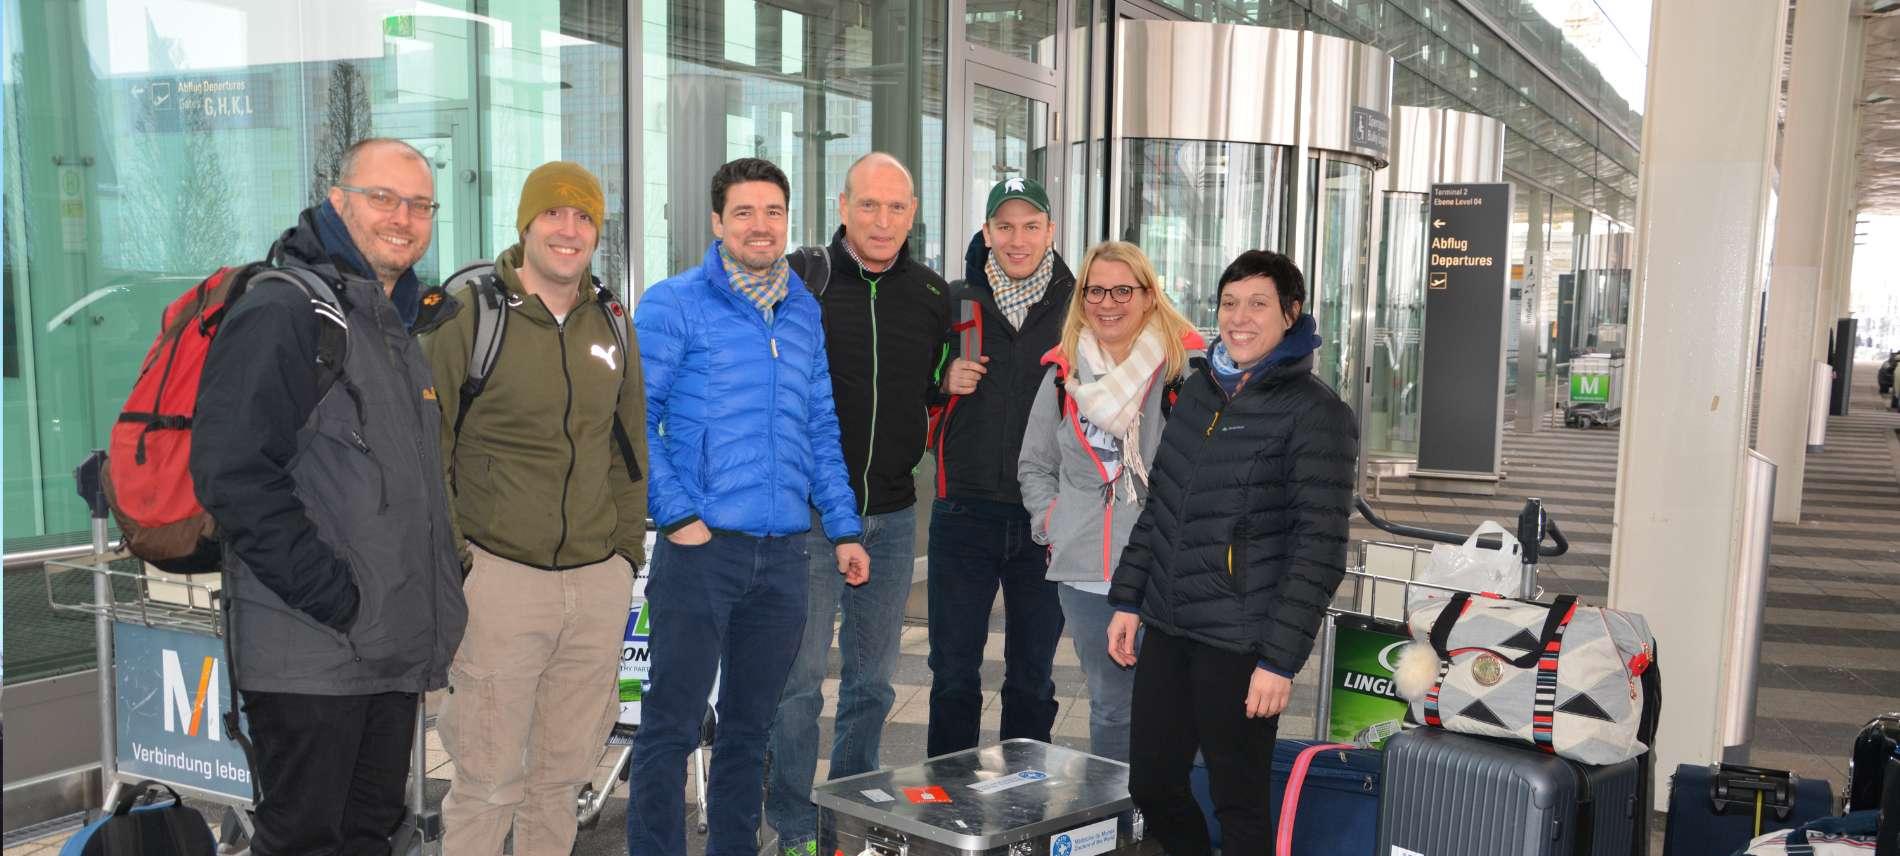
[{"x1": 635, "y1": 242, "x2": 863, "y2": 543}]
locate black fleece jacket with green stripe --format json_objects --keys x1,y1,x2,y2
[{"x1": 790, "y1": 227, "x2": 951, "y2": 516}]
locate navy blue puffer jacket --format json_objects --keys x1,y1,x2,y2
[{"x1": 634, "y1": 243, "x2": 863, "y2": 542}]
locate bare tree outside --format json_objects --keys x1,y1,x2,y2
[{"x1": 309, "y1": 62, "x2": 373, "y2": 206}]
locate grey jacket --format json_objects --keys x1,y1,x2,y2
[
  {"x1": 1018, "y1": 338, "x2": 1203, "y2": 585},
  {"x1": 193, "y1": 213, "x2": 467, "y2": 695}
]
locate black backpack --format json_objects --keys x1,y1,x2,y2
[{"x1": 57, "y1": 781, "x2": 217, "y2": 856}]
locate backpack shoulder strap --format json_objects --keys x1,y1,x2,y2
[
  {"x1": 593, "y1": 281, "x2": 643, "y2": 484},
  {"x1": 447, "y1": 262, "x2": 504, "y2": 438},
  {"x1": 593, "y1": 280, "x2": 631, "y2": 361},
  {"x1": 789, "y1": 245, "x2": 831, "y2": 297},
  {"x1": 249, "y1": 266, "x2": 349, "y2": 399}
]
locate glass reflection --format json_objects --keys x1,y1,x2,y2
[
  {"x1": 1307, "y1": 156, "x2": 1373, "y2": 410},
  {"x1": 1116, "y1": 140, "x2": 1290, "y2": 333},
  {"x1": 1369, "y1": 192, "x2": 1427, "y2": 458}
]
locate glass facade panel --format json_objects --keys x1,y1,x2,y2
[
  {"x1": 3, "y1": 0, "x2": 625, "y2": 683},
  {"x1": 1368, "y1": 191, "x2": 1427, "y2": 458},
  {"x1": 967, "y1": 0, "x2": 1058, "y2": 67},
  {"x1": 640, "y1": 1, "x2": 949, "y2": 277},
  {"x1": 1306, "y1": 156, "x2": 1373, "y2": 409},
  {"x1": 1115, "y1": 140, "x2": 1290, "y2": 331},
  {"x1": 968, "y1": 85, "x2": 1050, "y2": 237}
]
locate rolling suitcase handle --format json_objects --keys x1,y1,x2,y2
[{"x1": 1276, "y1": 742, "x2": 1357, "y2": 856}]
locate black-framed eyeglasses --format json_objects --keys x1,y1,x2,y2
[
  {"x1": 337, "y1": 184, "x2": 440, "y2": 219},
  {"x1": 1083, "y1": 285, "x2": 1148, "y2": 304}
]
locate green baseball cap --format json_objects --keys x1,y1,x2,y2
[{"x1": 984, "y1": 177, "x2": 1050, "y2": 219}]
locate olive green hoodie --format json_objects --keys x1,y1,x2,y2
[{"x1": 421, "y1": 244, "x2": 649, "y2": 570}]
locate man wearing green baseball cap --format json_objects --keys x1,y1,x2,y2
[{"x1": 926, "y1": 176, "x2": 1075, "y2": 755}]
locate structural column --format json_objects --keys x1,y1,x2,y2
[
  {"x1": 1607, "y1": 0, "x2": 1787, "y2": 808},
  {"x1": 1758, "y1": 0, "x2": 1858, "y2": 522},
  {"x1": 1514, "y1": 189, "x2": 1546, "y2": 433}
]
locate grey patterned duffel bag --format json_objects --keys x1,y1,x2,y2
[{"x1": 1397, "y1": 592, "x2": 1660, "y2": 765}]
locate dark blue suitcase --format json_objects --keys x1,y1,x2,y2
[
  {"x1": 1192, "y1": 739, "x2": 1381, "y2": 854},
  {"x1": 1662, "y1": 763, "x2": 1834, "y2": 856}
]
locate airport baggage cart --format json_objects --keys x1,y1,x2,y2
[{"x1": 811, "y1": 739, "x2": 1160, "y2": 856}]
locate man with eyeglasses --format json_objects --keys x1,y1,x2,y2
[
  {"x1": 925, "y1": 177, "x2": 1076, "y2": 756},
  {"x1": 191, "y1": 137, "x2": 466, "y2": 855},
  {"x1": 418, "y1": 162, "x2": 647, "y2": 856}
]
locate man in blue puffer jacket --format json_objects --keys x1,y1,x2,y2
[{"x1": 627, "y1": 157, "x2": 870, "y2": 856}]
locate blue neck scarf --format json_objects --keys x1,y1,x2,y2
[
  {"x1": 315, "y1": 200, "x2": 421, "y2": 328},
  {"x1": 1209, "y1": 314, "x2": 1322, "y2": 398}
]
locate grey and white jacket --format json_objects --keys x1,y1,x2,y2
[{"x1": 1018, "y1": 333, "x2": 1205, "y2": 586}]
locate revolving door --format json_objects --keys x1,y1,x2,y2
[{"x1": 1109, "y1": 20, "x2": 1391, "y2": 411}]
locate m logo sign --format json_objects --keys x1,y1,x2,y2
[{"x1": 161, "y1": 649, "x2": 222, "y2": 741}]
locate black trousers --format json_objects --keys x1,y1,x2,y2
[
  {"x1": 243, "y1": 690, "x2": 417, "y2": 856},
  {"x1": 1127, "y1": 629, "x2": 1279, "y2": 856}
]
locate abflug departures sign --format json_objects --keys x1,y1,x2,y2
[{"x1": 1418, "y1": 182, "x2": 1513, "y2": 480}]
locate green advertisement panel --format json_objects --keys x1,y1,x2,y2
[
  {"x1": 1570, "y1": 372, "x2": 1611, "y2": 404},
  {"x1": 1327, "y1": 615, "x2": 1413, "y2": 748}
]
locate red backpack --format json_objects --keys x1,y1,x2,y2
[{"x1": 102, "y1": 264, "x2": 348, "y2": 572}]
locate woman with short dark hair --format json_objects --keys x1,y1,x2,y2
[{"x1": 1106, "y1": 249, "x2": 1358, "y2": 856}]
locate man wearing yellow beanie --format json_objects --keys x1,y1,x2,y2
[{"x1": 419, "y1": 160, "x2": 647, "y2": 856}]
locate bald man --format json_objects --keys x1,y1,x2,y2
[{"x1": 763, "y1": 152, "x2": 952, "y2": 856}]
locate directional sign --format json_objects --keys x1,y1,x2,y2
[{"x1": 1416, "y1": 183, "x2": 1513, "y2": 485}]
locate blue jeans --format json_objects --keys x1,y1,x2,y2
[
  {"x1": 1057, "y1": 585, "x2": 1141, "y2": 763},
  {"x1": 764, "y1": 506, "x2": 917, "y2": 848},
  {"x1": 627, "y1": 533, "x2": 809, "y2": 856},
  {"x1": 926, "y1": 498, "x2": 1064, "y2": 756}
]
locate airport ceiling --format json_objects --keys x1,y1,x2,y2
[{"x1": 1860, "y1": 2, "x2": 1900, "y2": 214}]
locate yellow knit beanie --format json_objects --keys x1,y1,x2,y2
[{"x1": 516, "y1": 161, "x2": 605, "y2": 233}]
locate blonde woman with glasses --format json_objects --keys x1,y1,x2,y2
[{"x1": 1016, "y1": 241, "x2": 1204, "y2": 762}]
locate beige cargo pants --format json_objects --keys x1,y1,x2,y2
[{"x1": 439, "y1": 543, "x2": 633, "y2": 856}]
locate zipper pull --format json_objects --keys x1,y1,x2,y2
[
  {"x1": 771, "y1": 337, "x2": 779, "y2": 359},
  {"x1": 350, "y1": 431, "x2": 372, "y2": 454},
  {"x1": 1204, "y1": 411, "x2": 1222, "y2": 438}
]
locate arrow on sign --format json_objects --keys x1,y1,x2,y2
[{"x1": 1432, "y1": 219, "x2": 1446, "y2": 228}]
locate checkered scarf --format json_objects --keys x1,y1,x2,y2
[
  {"x1": 719, "y1": 241, "x2": 791, "y2": 318},
  {"x1": 985, "y1": 248, "x2": 1054, "y2": 330}
]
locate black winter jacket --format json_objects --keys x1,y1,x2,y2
[
  {"x1": 931, "y1": 233, "x2": 1075, "y2": 505},
  {"x1": 1108, "y1": 353, "x2": 1358, "y2": 677},
  {"x1": 791, "y1": 228, "x2": 952, "y2": 516},
  {"x1": 191, "y1": 207, "x2": 467, "y2": 694}
]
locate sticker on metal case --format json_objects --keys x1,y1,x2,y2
[
  {"x1": 1049, "y1": 818, "x2": 1117, "y2": 856},
  {"x1": 860, "y1": 788, "x2": 894, "y2": 803},
  {"x1": 902, "y1": 785, "x2": 951, "y2": 804},
  {"x1": 967, "y1": 769, "x2": 1050, "y2": 794},
  {"x1": 1391, "y1": 847, "x2": 1426, "y2": 856}
]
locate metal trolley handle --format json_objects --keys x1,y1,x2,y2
[{"x1": 1354, "y1": 495, "x2": 1569, "y2": 561}]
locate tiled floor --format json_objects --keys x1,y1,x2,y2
[{"x1": 12, "y1": 366, "x2": 1899, "y2": 855}]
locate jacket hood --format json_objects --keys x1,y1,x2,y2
[
  {"x1": 270, "y1": 203, "x2": 421, "y2": 326},
  {"x1": 1209, "y1": 314, "x2": 1322, "y2": 373}
]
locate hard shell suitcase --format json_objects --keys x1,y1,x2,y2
[
  {"x1": 812, "y1": 740, "x2": 1159, "y2": 856},
  {"x1": 1662, "y1": 763, "x2": 1835, "y2": 856},
  {"x1": 1376, "y1": 727, "x2": 1647, "y2": 856},
  {"x1": 1849, "y1": 713, "x2": 1900, "y2": 813}
]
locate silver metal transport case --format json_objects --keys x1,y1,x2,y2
[{"x1": 811, "y1": 740, "x2": 1159, "y2": 856}]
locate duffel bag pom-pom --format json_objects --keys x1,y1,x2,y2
[{"x1": 1393, "y1": 642, "x2": 1440, "y2": 702}]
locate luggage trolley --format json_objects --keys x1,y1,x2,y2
[
  {"x1": 47, "y1": 452, "x2": 447, "y2": 854},
  {"x1": 1307, "y1": 495, "x2": 1570, "y2": 746}
]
